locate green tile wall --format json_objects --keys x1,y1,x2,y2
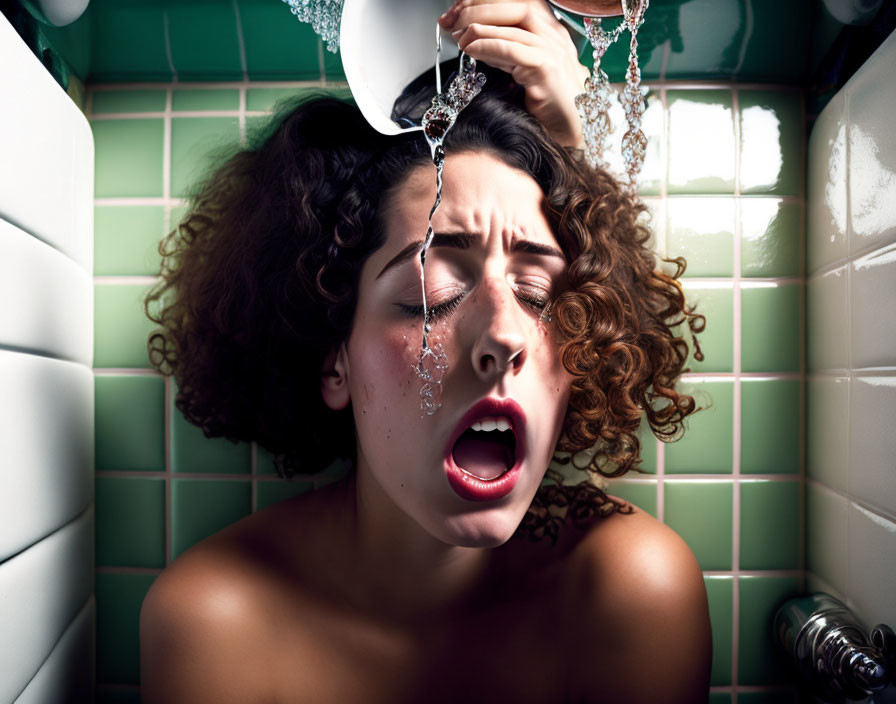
[{"x1": 90, "y1": 84, "x2": 805, "y2": 700}]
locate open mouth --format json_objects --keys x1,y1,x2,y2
[
  {"x1": 451, "y1": 417, "x2": 518, "y2": 481},
  {"x1": 443, "y1": 398, "x2": 527, "y2": 502}
]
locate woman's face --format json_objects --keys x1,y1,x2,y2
[{"x1": 324, "y1": 151, "x2": 573, "y2": 548}]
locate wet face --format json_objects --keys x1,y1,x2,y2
[{"x1": 322, "y1": 151, "x2": 573, "y2": 548}]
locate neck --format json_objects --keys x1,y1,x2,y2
[{"x1": 341, "y1": 467, "x2": 492, "y2": 625}]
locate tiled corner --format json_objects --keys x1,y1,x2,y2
[
  {"x1": 92, "y1": 90, "x2": 166, "y2": 114},
  {"x1": 807, "y1": 267, "x2": 848, "y2": 372},
  {"x1": 806, "y1": 482, "x2": 848, "y2": 594},
  {"x1": 172, "y1": 88, "x2": 240, "y2": 112},
  {"x1": 94, "y1": 206, "x2": 164, "y2": 276},
  {"x1": 170, "y1": 117, "x2": 241, "y2": 198},
  {"x1": 166, "y1": 3, "x2": 243, "y2": 81},
  {"x1": 665, "y1": 198, "x2": 735, "y2": 277},
  {"x1": 850, "y1": 245, "x2": 896, "y2": 369},
  {"x1": 93, "y1": 119, "x2": 164, "y2": 197},
  {"x1": 95, "y1": 476, "x2": 165, "y2": 568},
  {"x1": 679, "y1": 285, "x2": 734, "y2": 373},
  {"x1": 667, "y1": 90, "x2": 735, "y2": 194},
  {"x1": 604, "y1": 480, "x2": 657, "y2": 518},
  {"x1": 666, "y1": 380, "x2": 734, "y2": 474},
  {"x1": 741, "y1": 284, "x2": 801, "y2": 373},
  {"x1": 256, "y1": 479, "x2": 315, "y2": 511},
  {"x1": 170, "y1": 387, "x2": 251, "y2": 474},
  {"x1": 738, "y1": 575, "x2": 802, "y2": 685},
  {"x1": 95, "y1": 375, "x2": 165, "y2": 472},
  {"x1": 704, "y1": 576, "x2": 733, "y2": 686},
  {"x1": 741, "y1": 199, "x2": 802, "y2": 278},
  {"x1": 739, "y1": 90, "x2": 802, "y2": 196},
  {"x1": 847, "y1": 502, "x2": 896, "y2": 630},
  {"x1": 741, "y1": 379, "x2": 801, "y2": 475},
  {"x1": 849, "y1": 376, "x2": 896, "y2": 517},
  {"x1": 94, "y1": 283, "x2": 156, "y2": 369},
  {"x1": 806, "y1": 90, "x2": 847, "y2": 274},
  {"x1": 171, "y1": 479, "x2": 251, "y2": 559},
  {"x1": 806, "y1": 376, "x2": 849, "y2": 491},
  {"x1": 740, "y1": 480, "x2": 801, "y2": 570},
  {"x1": 664, "y1": 480, "x2": 733, "y2": 570},
  {"x1": 96, "y1": 573, "x2": 156, "y2": 684},
  {"x1": 238, "y1": 1, "x2": 323, "y2": 80}
]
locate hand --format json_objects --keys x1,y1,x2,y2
[{"x1": 438, "y1": 0, "x2": 590, "y2": 148}]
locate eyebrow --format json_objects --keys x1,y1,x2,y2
[{"x1": 376, "y1": 232, "x2": 565, "y2": 279}]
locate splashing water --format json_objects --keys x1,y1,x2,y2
[{"x1": 414, "y1": 33, "x2": 486, "y2": 415}]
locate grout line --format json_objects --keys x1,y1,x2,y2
[
  {"x1": 164, "y1": 375, "x2": 173, "y2": 567},
  {"x1": 655, "y1": 86, "x2": 669, "y2": 524},
  {"x1": 94, "y1": 197, "x2": 184, "y2": 206},
  {"x1": 318, "y1": 40, "x2": 326, "y2": 83},
  {"x1": 94, "y1": 276, "x2": 161, "y2": 285},
  {"x1": 731, "y1": 85, "x2": 742, "y2": 701},
  {"x1": 239, "y1": 86, "x2": 247, "y2": 145},
  {"x1": 162, "y1": 11, "x2": 178, "y2": 84},
  {"x1": 843, "y1": 91, "x2": 853, "y2": 606},
  {"x1": 92, "y1": 368, "x2": 162, "y2": 376},
  {"x1": 232, "y1": 0, "x2": 249, "y2": 82},
  {"x1": 91, "y1": 110, "x2": 269, "y2": 120}
]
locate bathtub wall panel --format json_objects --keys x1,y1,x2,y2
[
  {"x1": 0, "y1": 11, "x2": 93, "y2": 271},
  {"x1": 0, "y1": 11, "x2": 96, "y2": 703},
  {"x1": 806, "y1": 28, "x2": 896, "y2": 631},
  {"x1": 0, "y1": 510, "x2": 93, "y2": 703}
]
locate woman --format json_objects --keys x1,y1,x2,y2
[{"x1": 140, "y1": 2, "x2": 711, "y2": 701}]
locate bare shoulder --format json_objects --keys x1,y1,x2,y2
[
  {"x1": 139, "y1": 533, "x2": 280, "y2": 704},
  {"x1": 563, "y1": 499, "x2": 712, "y2": 704}
]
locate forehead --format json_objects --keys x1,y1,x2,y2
[{"x1": 385, "y1": 151, "x2": 552, "y2": 243}]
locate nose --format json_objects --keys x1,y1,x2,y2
[{"x1": 469, "y1": 277, "x2": 528, "y2": 381}]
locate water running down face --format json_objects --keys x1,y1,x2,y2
[{"x1": 321, "y1": 151, "x2": 574, "y2": 548}]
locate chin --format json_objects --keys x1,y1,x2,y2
[{"x1": 436, "y1": 509, "x2": 524, "y2": 549}]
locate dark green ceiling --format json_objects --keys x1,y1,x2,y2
[{"x1": 5, "y1": 0, "x2": 873, "y2": 85}]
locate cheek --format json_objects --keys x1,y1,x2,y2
[{"x1": 349, "y1": 323, "x2": 422, "y2": 417}]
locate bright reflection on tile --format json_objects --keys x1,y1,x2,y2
[
  {"x1": 826, "y1": 124, "x2": 848, "y2": 247},
  {"x1": 849, "y1": 124, "x2": 896, "y2": 241},
  {"x1": 741, "y1": 198, "x2": 801, "y2": 278},
  {"x1": 740, "y1": 105, "x2": 782, "y2": 192},
  {"x1": 666, "y1": 197, "x2": 735, "y2": 277},
  {"x1": 668, "y1": 92, "x2": 735, "y2": 193}
]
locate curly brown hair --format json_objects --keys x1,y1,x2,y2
[{"x1": 145, "y1": 66, "x2": 703, "y2": 510}]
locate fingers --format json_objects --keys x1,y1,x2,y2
[
  {"x1": 439, "y1": 0, "x2": 577, "y2": 60},
  {"x1": 456, "y1": 30, "x2": 549, "y2": 78},
  {"x1": 441, "y1": 1, "x2": 568, "y2": 44}
]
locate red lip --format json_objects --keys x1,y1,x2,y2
[{"x1": 444, "y1": 397, "x2": 528, "y2": 502}]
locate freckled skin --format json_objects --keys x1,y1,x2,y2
[{"x1": 139, "y1": 152, "x2": 712, "y2": 704}]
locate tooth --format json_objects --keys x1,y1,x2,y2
[
  {"x1": 471, "y1": 420, "x2": 482, "y2": 431},
  {"x1": 496, "y1": 418, "x2": 510, "y2": 432},
  {"x1": 481, "y1": 418, "x2": 497, "y2": 431}
]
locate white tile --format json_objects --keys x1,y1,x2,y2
[
  {"x1": 850, "y1": 376, "x2": 896, "y2": 518},
  {"x1": 846, "y1": 28, "x2": 896, "y2": 257},
  {"x1": 807, "y1": 376, "x2": 849, "y2": 492},
  {"x1": 13, "y1": 599, "x2": 93, "y2": 704},
  {"x1": 807, "y1": 482, "x2": 849, "y2": 594},
  {"x1": 0, "y1": 218, "x2": 93, "y2": 366},
  {"x1": 0, "y1": 14, "x2": 93, "y2": 273},
  {"x1": 807, "y1": 90, "x2": 848, "y2": 274},
  {"x1": 847, "y1": 502, "x2": 896, "y2": 630},
  {"x1": 807, "y1": 265, "x2": 849, "y2": 372},
  {"x1": 0, "y1": 509, "x2": 93, "y2": 704},
  {"x1": 851, "y1": 243, "x2": 896, "y2": 369},
  {"x1": 0, "y1": 350, "x2": 93, "y2": 562}
]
